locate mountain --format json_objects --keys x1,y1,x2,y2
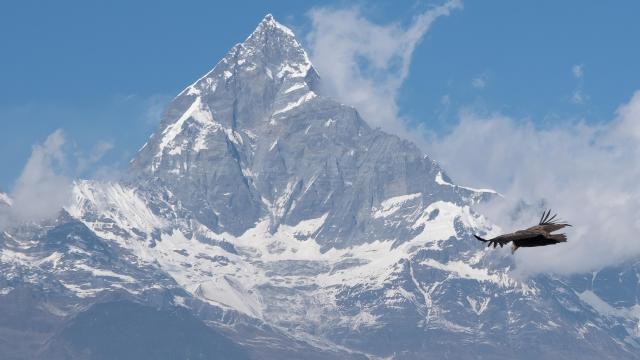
[
  {"x1": 43, "y1": 301, "x2": 251, "y2": 360},
  {"x1": 1, "y1": 14, "x2": 639, "y2": 359},
  {"x1": 127, "y1": 14, "x2": 491, "y2": 246}
]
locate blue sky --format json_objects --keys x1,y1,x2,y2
[{"x1": 2, "y1": 0, "x2": 639, "y2": 191}]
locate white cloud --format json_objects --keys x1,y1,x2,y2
[
  {"x1": 572, "y1": 64, "x2": 584, "y2": 79},
  {"x1": 306, "y1": 0, "x2": 462, "y2": 140},
  {"x1": 426, "y1": 91, "x2": 640, "y2": 276},
  {"x1": 142, "y1": 95, "x2": 171, "y2": 125},
  {"x1": 616, "y1": 91, "x2": 640, "y2": 141},
  {"x1": 570, "y1": 64, "x2": 587, "y2": 104},
  {"x1": 0, "y1": 129, "x2": 118, "y2": 229},
  {"x1": 570, "y1": 90, "x2": 586, "y2": 104},
  {"x1": 471, "y1": 73, "x2": 488, "y2": 89},
  {"x1": 76, "y1": 140, "x2": 114, "y2": 174},
  {"x1": 7, "y1": 129, "x2": 72, "y2": 224}
]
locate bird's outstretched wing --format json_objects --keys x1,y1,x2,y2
[
  {"x1": 527, "y1": 209, "x2": 572, "y2": 233},
  {"x1": 474, "y1": 234, "x2": 510, "y2": 248},
  {"x1": 474, "y1": 230, "x2": 548, "y2": 248},
  {"x1": 474, "y1": 235, "x2": 491, "y2": 244}
]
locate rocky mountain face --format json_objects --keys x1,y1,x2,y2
[{"x1": 1, "y1": 15, "x2": 639, "y2": 359}]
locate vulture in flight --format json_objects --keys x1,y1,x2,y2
[{"x1": 474, "y1": 210, "x2": 571, "y2": 254}]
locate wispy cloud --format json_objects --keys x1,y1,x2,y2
[
  {"x1": 426, "y1": 91, "x2": 640, "y2": 275},
  {"x1": 570, "y1": 64, "x2": 588, "y2": 104},
  {"x1": 76, "y1": 140, "x2": 115, "y2": 174},
  {"x1": 138, "y1": 94, "x2": 172, "y2": 125},
  {"x1": 572, "y1": 64, "x2": 584, "y2": 79},
  {"x1": 570, "y1": 91, "x2": 587, "y2": 104},
  {"x1": 0, "y1": 94, "x2": 169, "y2": 191},
  {"x1": 1, "y1": 129, "x2": 118, "y2": 228},
  {"x1": 306, "y1": 0, "x2": 462, "y2": 141},
  {"x1": 6, "y1": 130, "x2": 72, "y2": 224},
  {"x1": 471, "y1": 73, "x2": 488, "y2": 89}
]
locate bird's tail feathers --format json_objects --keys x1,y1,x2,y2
[
  {"x1": 549, "y1": 233, "x2": 568, "y2": 242},
  {"x1": 511, "y1": 243, "x2": 519, "y2": 254}
]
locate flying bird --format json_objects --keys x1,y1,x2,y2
[{"x1": 474, "y1": 210, "x2": 571, "y2": 254}]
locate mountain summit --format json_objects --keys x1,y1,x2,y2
[
  {"x1": 130, "y1": 14, "x2": 489, "y2": 247},
  {"x1": 1, "y1": 15, "x2": 639, "y2": 360}
]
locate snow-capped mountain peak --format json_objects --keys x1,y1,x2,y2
[
  {"x1": 243, "y1": 13, "x2": 313, "y2": 73},
  {"x1": 256, "y1": 14, "x2": 293, "y2": 36},
  {"x1": 128, "y1": 14, "x2": 494, "y2": 245},
  {"x1": 176, "y1": 14, "x2": 315, "y2": 101}
]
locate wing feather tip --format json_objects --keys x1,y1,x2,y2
[{"x1": 474, "y1": 235, "x2": 488, "y2": 242}]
